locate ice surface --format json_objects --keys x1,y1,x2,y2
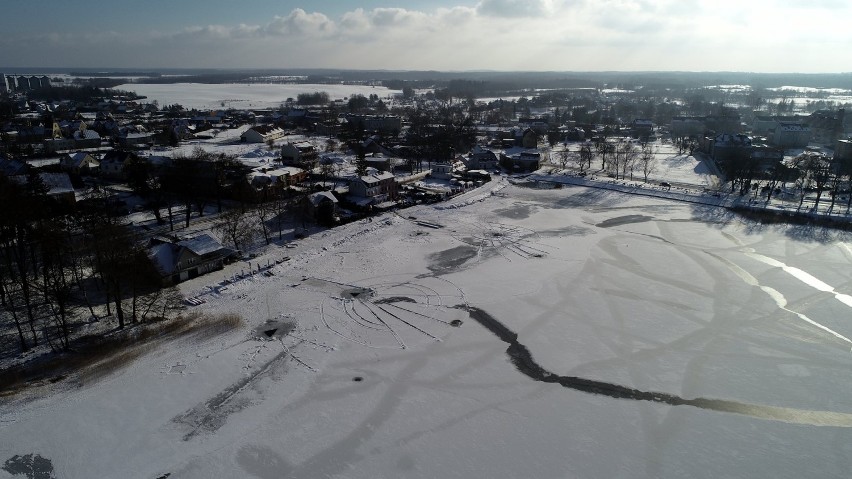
[
  {"x1": 3, "y1": 180, "x2": 852, "y2": 479},
  {"x1": 118, "y1": 83, "x2": 401, "y2": 111}
]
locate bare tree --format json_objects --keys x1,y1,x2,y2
[
  {"x1": 252, "y1": 202, "x2": 275, "y2": 246},
  {"x1": 791, "y1": 152, "x2": 831, "y2": 212},
  {"x1": 214, "y1": 209, "x2": 258, "y2": 252},
  {"x1": 618, "y1": 142, "x2": 639, "y2": 180},
  {"x1": 638, "y1": 145, "x2": 656, "y2": 182},
  {"x1": 579, "y1": 142, "x2": 593, "y2": 171},
  {"x1": 555, "y1": 149, "x2": 572, "y2": 171}
]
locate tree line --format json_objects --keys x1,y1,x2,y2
[{"x1": 0, "y1": 173, "x2": 183, "y2": 354}]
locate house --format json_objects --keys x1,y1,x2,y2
[
  {"x1": 240, "y1": 125, "x2": 286, "y2": 143},
  {"x1": 518, "y1": 128, "x2": 538, "y2": 148},
  {"x1": 8, "y1": 172, "x2": 75, "y2": 206},
  {"x1": 61, "y1": 152, "x2": 99, "y2": 174},
  {"x1": 116, "y1": 132, "x2": 154, "y2": 148},
  {"x1": 361, "y1": 136, "x2": 395, "y2": 158},
  {"x1": 752, "y1": 114, "x2": 779, "y2": 136},
  {"x1": 0, "y1": 157, "x2": 28, "y2": 176},
  {"x1": 632, "y1": 119, "x2": 654, "y2": 137},
  {"x1": 99, "y1": 150, "x2": 139, "y2": 179},
  {"x1": 148, "y1": 233, "x2": 235, "y2": 285},
  {"x1": 430, "y1": 163, "x2": 455, "y2": 180},
  {"x1": 248, "y1": 166, "x2": 307, "y2": 191},
  {"x1": 345, "y1": 114, "x2": 402, "y2": 134},
  {"x1": 38, "y1": 172, "x2": 76, "y2": 206},
  {"x1": 464, "y1": 146, "x2": 498, "y2": 170},
  {"x1": 808, "y1": 109, "x2": 845, "y2": 146},
  {"x1": 280, "y1": 141, "x2": 318, "y2": 165},
  {"x1": 501, "y1": 150, "x2": 541, "y2": 172},
  {"x1": 561, "y1": 126, "x2": 586, "y2": 142},
  {"x1": 771, "y1": 122, "x2": 810, "y2": 148},
  {"x1": 710, "y1": 133, "x2": 752, "y2": 162},
  {"x1": 306, "y1": 191, "x2": 339, "y2": 224},
  {"x1": 670, "y1": 116, "x2": 705, "y2": 138},
  {"x1": 43, "y1": 137, "x2": 74, "y2": 153},
  {"x1": 705, "y1": 113, "x2": 742, "y2": 134},
  {"x1": 348, "y1": 170, "x2": 397, "y2": 204},
  {"x1": 835, "y1": 139, "x2": 852, "y2": 163},
  {"x1": 73, "y1": 128, "x2": 101, "y2": 149}
]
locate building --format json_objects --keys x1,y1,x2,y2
[
  {"x1": 99, "y1": 150, "x2": 139, "y2": 179},
  {"x1": 0, "y1": 157, "x2": 28, "y2": 176},
  {"x1": 632, "y1": 119, "x2": 654, "y2": 137},
  {"x1": 39, "y1": 172, "x2": 76, "y2": 206},
  {"x1": 280, "y1": 141, "x2": 318, "y2": 165},
  {"x1": 148, "y1": 234, "x2": 235, "y2": 285},
  {"x1": 73, "y1": 129, "x2": 102, "y2": 149},
  {"x1": 240, "y1": 125, "x2": 286, "y2": 143},
  {"x1": 464, "y1": 146, "x2": 499, "y2": 170},
  {"x1": 772, "y1": 122, "x2": 810, "y2": 148},
  {"x1": 116, "y1": 132, "x2": 154, "y2": 148},
  {"x1": 710, "y1": 133, "x2": 752, "y2": 162},
  {"x1": 835, "y1": 139, "x2": 852, "y2": 163},
  {"x1": 345, "y1": 114, "x2": 402, "y2": 134},
  {"x1": 501, "y1": 150, "x2": 541, "y2": 172},
  {"x1": 349, "y1": 170, "x2": 397, "y2": 203},
  {"x1": 306, "y1": 191, "x2": 339, "y2": 224},
  {"x1": 670, "y1": 116, "x2": 706, "y2": 138},
  {"x1": 248, "y1": 166, "x2": 307, "y2": 191},
  {"x1": 430, "y1": 163, "x2": 455, "y2": 180},
  {"x1": 752, "y1": 114, "x2": 778, "y2": 136},
  {"x1": 808, "y1": 109, "x2": 846, "y2": 147},
  {"x1": 60, "y1": 152, "x2": 100, "y2": 174}
]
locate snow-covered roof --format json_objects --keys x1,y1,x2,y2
[
  {"x1": 178, "y1": 234, "x2": 225, "y2": 256},
  {"x1": 41, "y1": 173, "x2": 74, "y2": 194},
  {"x1": 148, "y1": 243, "x2": 177, "y2": 275},
  {"x1": 309, "y1": 191, "x2": 338, "y2": 206}
]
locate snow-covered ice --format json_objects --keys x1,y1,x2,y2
[
  {"x1": 119, "y1": 83, "x2": 401, "y2": 110},
  {"x1": 3, "y1": 179, "x2": 852, "y2": 479}
]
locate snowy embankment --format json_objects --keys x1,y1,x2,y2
[
  {"x1": 528, "y1": 172, "x2": 852, "y2": 224},
  {"x1": 433, "y1": 177, "x2": 510, "y2": 210}
]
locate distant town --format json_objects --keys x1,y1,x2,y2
[{"x1": 1, "y1": 69, "x2": 851, "y2": 356}]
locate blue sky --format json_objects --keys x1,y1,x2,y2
[{"x1": 1, "y1": 0, "x2": 849, "y2": 72}]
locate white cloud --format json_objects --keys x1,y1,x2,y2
[
  {"x1": 0, "y1": 4, "x2": 847, "y2": 72},
  {"x1": 265, "y1": 9, "x2": 335, "y2": 37},
  {"x1": 477, "y1": 0, "x2": 557, "y2": 17}
]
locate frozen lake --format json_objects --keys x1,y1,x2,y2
[
  {"x1": 118, "y1": 82, "x2": 401, "y2": 110},
  {"x1": 3, "y1": 182, "x2": 852, "y2": 478}
]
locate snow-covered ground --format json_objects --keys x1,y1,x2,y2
[
  {"x1": 4, "y1": 178, "x2": 852, "y2": 479},
  {"x1": 118, "y1": 83, "x2": 401, "y2": 110}
]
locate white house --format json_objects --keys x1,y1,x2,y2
[{"x1": 240, "y1": 125, "x2": 286, "y2": 143}]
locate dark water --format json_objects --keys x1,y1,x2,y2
[{"x1": 460, "y1": 305, "x2": 852, "y2": 427}]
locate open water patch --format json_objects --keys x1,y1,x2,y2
[
  {"x1": 595, "y1": 215, "x2": 654, "y2": 228},
  {"x1": 494, "y1": 203, "x2": 537, "y2": 220},
  {"x1": 459, "y1": 305, "x2": 852, "y2": 427},
  {"x1": 427, "y1": 245, "x2": 480, "y2": 275},
  {"x1": 2, "y1": 454, "x2": 55, "y2": 479},
  {"x1": 252, "y1": 319, "x2": 296, "y2": 341}
]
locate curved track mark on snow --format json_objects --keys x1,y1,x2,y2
[{"x1": 461, "y1": 305, "x2": 852, "y2": 427}]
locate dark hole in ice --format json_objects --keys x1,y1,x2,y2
[
  {"x1": 352, "y1": 376, "x2": 363, "y2": 382},
  {"x1": 450, "y1": 320, "x2": 463, "y2": 327},
  {"x1": 341, "y1": 287, "x2": 373, "y2": 299},
  {"x1": 264, "y1": 329, "x2": 277, "y2": 337}
]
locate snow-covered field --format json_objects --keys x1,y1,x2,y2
[
  {"x1": 118, "y1": 83, "x2": 401, "y2": 110},
  {"x1": 4, "y1": 179, "x2": 852, "y2": 478}
]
